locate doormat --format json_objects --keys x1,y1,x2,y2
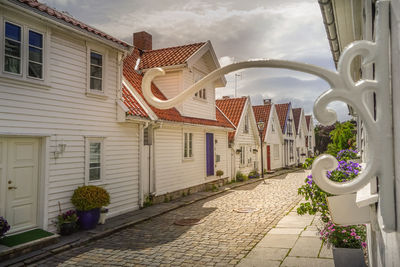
[{"x1": 0, "y1": 229, "x2": 54, "y2": 247}]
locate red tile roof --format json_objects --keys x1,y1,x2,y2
[
  {"x1": 275, "y1": 103, "x2": 290, "y2": 133},
  {"x1": 122, "y1": 48, "x2": 234, "y2": 129},
  {"x1": 292, "y1": 108, "x2": 302, "y2": 134},
  {"x1": 216, "y1": 97, "x2": 247, "y2": 142},
  {"x1": 253, "y1": 104, "x2": 272, "y2": 141},
  {"x1": 139, "y1": 42, "x2": 206, "y2": 69},
  {"x1": 305, "y1": 115, "x2": 312, "y2": 131},
  {"x1": 16, "y1": 0, "x2": 129, "y2": 48}
]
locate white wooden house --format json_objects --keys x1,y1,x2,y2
[
  {"x1": 216, "y1": 96, "x2": 260, "y2": 176},
  {"x1": 253, "y1": 100, "x2": 284, "y2": 171},
  {"x1": 305, "y1": 115, "x2": 315, "y2": 157},
  {"x1": 292, "y1": 108, "x2": 308, "y2": 165},
  {"x1": 122, "y1": 33, "x2": 234, "y2": 202},
  {"x1": 0, "y1": 0, "x2": 144, "y2": 233},
  {"x1": 275, "y1": 103, "x2": 296, "y2": 167}
]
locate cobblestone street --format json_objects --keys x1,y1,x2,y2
[{"x1": 34, "y1": 171, "x2": 306, "y2": 266}]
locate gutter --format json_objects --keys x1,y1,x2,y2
[{"x1": 318, "y1": 0, "x2": 340, "y2": 67}]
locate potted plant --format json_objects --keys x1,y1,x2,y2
[
  {"x1": 98, "y1": 207, "x2": 109, "y2": 225},
  {"x1": 0, "y1": 216, "x2": 10, "y2": 238},
  {"x1": 56, "y1": 209, "x2": 78, "y2": 236},
  {"x1": 319, "y1": 221, "x2": 367, "y2": 267},
  {"x1": 216, "y1": 170, "x2": 224, "y2": 178},
  {"x1": 248, "y1": 170, "x2": 260, "y2": 179},
  {"x1": 71, "y1": 185, "x2": 110, "y2": 230}
]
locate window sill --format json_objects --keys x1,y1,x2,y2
[
  {"x1": 86, "y1": 91, "x2": 108, "y2": 100},
  {"x1": 182, "y1": 157, "x2": 194, "y2": 162},
  {"x1": 0, "y1": 75, "x2": 51, "y2": 90},
  {"x1": 86, "y1": 180, "x2": 108, "y2": 186}
]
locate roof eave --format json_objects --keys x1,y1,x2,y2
[{"x1": 7, "y1": 0, "x2": 132, "y2": 52}]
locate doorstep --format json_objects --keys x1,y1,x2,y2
[{"x1": 0, "y1": 232, "x2": 59, "y2": 262}]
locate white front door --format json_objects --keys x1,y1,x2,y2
[{"x1": 0, "y1": 138, "x2": 39, "y2": 233}]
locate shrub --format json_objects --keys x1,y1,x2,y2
[
  {"x1": 248, "y1": 170, "x2": 260, "y2": 179},
  {"x1": 236, "y1": 171, "x2": 244, "y2": 181},
  {"x1": 216, "y1": 170, "x2": 224, "y2": 177},
  {"x1": 320, "y1": 221, "x2": 367, "y2": 249},
  {"x1": 71, "y1": 185, "x2": 110, "y2": 211},
  {"x1": 302, "y1": 157, "x2": 315, "y2": 169}
]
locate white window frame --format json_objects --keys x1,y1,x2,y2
[
  {"x1": 271, "y1": 118, "x2": 275, "y2": 132},
  {"x1": 244, "y1": 114, "x2": 249, "y2": 133},
  {"x1": 86, "y1": 44, "x2": 107, "y2": 98},
  {"x1": 1, "y1": 19, "x2": 48, "y2": 86},
  {"x1": 85, "y1": 137, "x2": 105, "y2": 184},
  {"x1": 183, "y1": 132, "x2": 193, "y2": 160},
  {"x1": 240, "y1": 145, "x2": 246, "y2": 165}
]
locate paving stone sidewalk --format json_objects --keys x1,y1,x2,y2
[
  {"x1": 27, "y1": 170, "x2": 307, "y2": 266},
  {"x1": 237, "y1": 202, "x2": 334, "y2": 267}
]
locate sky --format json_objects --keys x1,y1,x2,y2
[{"x1": 43, "y1": 0, "x2": 350, "y2": 122}]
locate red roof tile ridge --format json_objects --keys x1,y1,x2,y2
[
  {"x1": 144, "y1": 42, "x2": 207, "y2": 53},
  {"x1": 16, "y1": 0, "x2": 129, "y2": 47}
]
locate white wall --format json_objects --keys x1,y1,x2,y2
[
  {"x1": 153, "y1": 124, "x2": 229, "y2": 195},
  {"x1": 0, "y1": 8, "x2": 140, "y2": 232},
  {"x1": 265, "y1": 106, "x2": 284, "y2": 170}
]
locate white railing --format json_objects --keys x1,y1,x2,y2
[{"x1": 140, "y1": 0, "x2": 395, "y2": 232}]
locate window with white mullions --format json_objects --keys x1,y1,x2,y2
[
  {"x1": 184, "y1": 132, "x2": 193, "y2": 159},
  {"x1": 89, "y1": 142, "x2": 101, "y2": 181},
  {"x1": 4, "y1": 22, "x2": 21, "y2": 75},
  {"x1": 28, "y1": 30, "x2": 43, "y2": 79},
  {"x1": 90, "y1": 51, "x2": 103, "y2": 91}
]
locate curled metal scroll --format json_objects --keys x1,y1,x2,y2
[{"x1": 141, "y1": 1, "x2": 394, "y2": 231}]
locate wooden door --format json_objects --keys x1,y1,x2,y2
[
  {"x1": 266, "y1": 145, "x2": 271, "y2": 171},
  {"x1": 5, "y1": 138, "x2": 39, "y2": 233},
  {"x1": 206, "y1": 133, "x2": 214, "y2": 176}
]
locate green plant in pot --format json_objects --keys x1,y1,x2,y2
[
  {"x1": 216, "y1": 170, "x2": 224, "y2": 178},
  {"x1": 0, "y1": 216, "x2": 10, "y2": 238},
  {"x1": 56, "y1": 209, "x2": 78, "y2": 236},
  {"x1": 71, "y1": 185, "x2": 110, "y2": 230}
]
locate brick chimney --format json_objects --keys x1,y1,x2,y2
[
  {"x1": 133, "y1": 31, "x2": 152, "y2": 50},
  {"x1": 263, "y1": 99, "x2": 272, "y2": 105}
]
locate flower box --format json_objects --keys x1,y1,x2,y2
[{"x1": 326, "y1": 194, "x2": 371, "y2": 225}]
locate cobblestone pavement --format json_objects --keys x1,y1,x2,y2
[{"x1": 34, "y1": 170, "x2": 307, "y2": 267}]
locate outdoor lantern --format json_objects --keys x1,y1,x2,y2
[{"x1": 257, "y1": 121, "x2": 264, "y2": 132}]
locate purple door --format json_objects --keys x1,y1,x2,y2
[{"x1": 206, "y1": 133, "x2": 214, "y2": 176}]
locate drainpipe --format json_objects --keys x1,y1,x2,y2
[{"x1": 151, "y1": 122, "x2": 162, "y2": 194}]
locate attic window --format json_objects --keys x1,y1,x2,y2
[
  {"x1": 90, "y1": 51, "x2": 103, "y2": 91},
  {"x1": 194, "y1": 88, "x2": 206, "y2": 100},
  {"x1": 244, "y1": 114, "x2": 249, "y2": 133}
]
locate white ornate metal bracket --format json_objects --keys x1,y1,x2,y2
[{"x1": 141, "y1": 1, "x2": 395, "y2": 231}]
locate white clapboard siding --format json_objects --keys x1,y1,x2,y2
[
  {"x1": 154, "y1": 126, "x2": 228, "y2": 195},
  {"x1": 181, "y1": 55, "x2": 216, "y2": 120},
  {"x1": 0, "y1": 27, "x2": 140, "y2": 232},
  {"x1": 153, "y1": 70, "x2": 184, "y2": 113}
]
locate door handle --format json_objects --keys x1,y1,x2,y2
[{"x1": 8, "y1": 186, "x2": 17, "y2": 190}]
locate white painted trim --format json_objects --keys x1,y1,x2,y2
[
  {"x1": 86, "y1": 43, "x2": 108, "y2": 95},
  {"x1": 84, "y1": 137, "x2": 106, "y2": 185},
  {"x1": 39, "y1": 136, "x2": 49, "y2": 230}
]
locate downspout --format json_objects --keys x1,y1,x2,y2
[{"x1": 151, "y1": 122, "x2": 162, "y2": 194}]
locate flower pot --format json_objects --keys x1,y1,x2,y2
[
  {"x1": 59, "y1": 222, "x2": 76, "y2": 236},
  {"x1": 77, "y1": 208, "x2": 100, "y2": 230},
  {"x1": 332, "y1": 247, "x2": 366, "y2": 267}
]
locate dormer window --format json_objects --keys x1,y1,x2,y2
[
  {"x1": 244, "y1": 114, "x2": 249, "y2": 133},
  {"x1": 194, "y1": 88, "x2": 206, "y2": 100}
]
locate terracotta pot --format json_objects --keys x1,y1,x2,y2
[{"x1": 332, "y1": 247, "x2": 366, "y2": 267}]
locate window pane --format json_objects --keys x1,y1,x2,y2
[
  {"x1": 28, "y1": 62, "x2": 42, "y2": 78},
  {"x1": 89, "y1": 168, "x2": 100, "y2": 181},
  {"x1": 29, "y1": 46, "x2": 42, "y2": 63},
  {"x1": 5, "y1": 56, "x2": 20, "y2": 74},
  {"x1": 184, "y1": 133, "x2": 188, "y2": 157},
  {"x1": 90, "y1": 142, "x2": 101, "y2": 154},
  {"x1": 90, "y1": 65, "x2": 102, "y2": 78},
  {"x1": 29, "y1": 30, "x2": 42, "y2": 48},
  {"x1": 189, "y1": 133, "x2": 192, "y2": 157},
  {"x1": 5, "y1": 22, "x2": 21, "y2": 41},
  {"x1": 91, "y1": 52, "x2": 102, "y2": 66},
  {"x1": 90, "y1": 78, "x2": 102, "y2": 91},
  {"x1": 5, "y1": 39, "x2": 21, "y2": 57}
]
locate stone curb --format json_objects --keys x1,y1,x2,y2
[{"x1": 3, "y1": 168, "x2": 301, "y2": 266}]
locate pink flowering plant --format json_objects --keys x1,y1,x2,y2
[
  {"x1": 56, "y1": 210, "x2": 78, "y2": 229},
  {"x1": 320, "y1": 221, "x2": 367, "y2": 249}
]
